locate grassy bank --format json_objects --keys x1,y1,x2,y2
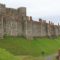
[
  {"x1": 0, "y1": 36, "x2": 60, "y2": 56},
  {"x1": 0, "y1": 48, "x2": 19, "y2": 60}
]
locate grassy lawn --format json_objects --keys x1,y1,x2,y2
[
  {"x1": 0, "y1": 48, "x2": 19, "y2": 60},
  {"x1": 0, "y1": 36, "x2": 60, "y2": 57}
]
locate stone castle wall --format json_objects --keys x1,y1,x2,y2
[{"x1": 0, "y1": 3, "x2": 60, "y2": 39}]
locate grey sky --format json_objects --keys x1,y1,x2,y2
[{"x1": 0, "y1": 0, "x2": 60, "y2": 24}]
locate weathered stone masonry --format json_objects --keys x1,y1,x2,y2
[{"x1": 0, "y1": 3, "x2": 60, "y2": 39}]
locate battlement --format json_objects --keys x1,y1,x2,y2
[
  {"x1": 0, "y1": 3, "x2": 6, "y2": 15},
  {"x1": 0, "y1": 3, "x2": 5, "y2": 7},
  {"x1": 0, "y1": 3, "x2": 60, "y2": 39}
]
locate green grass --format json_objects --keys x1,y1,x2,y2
[
  {"x1": 0, "y1": 48, "x2": 19, "y2": 60},
  {"x1": 0, "y1": 36, "x2": 60, "y2": 56}
]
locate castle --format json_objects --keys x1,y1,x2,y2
[{"x1": 0, "y1": 3, "x2": 60, "y2": 39}]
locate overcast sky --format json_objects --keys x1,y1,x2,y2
[{"x1": 0, "y1": 0, "x2": 60, "y2": 24}]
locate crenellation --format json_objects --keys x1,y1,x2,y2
[
  {"x1": 30, "y1": 16, "x2": 33, "y2": 21},
  {"x1": 0, "y1": 3, "x2": 60, "y2": 39},
  {"x1": 0, "y1": 3, "x2": 5, "y2": 7},
  {"x1": 49, "y1": 21, "x2": 51, "y2": 25},
  {"x1": 39, "y1": 18, "x2": 42, "y2": 22},
  {"x1": 42, "y1": 20, "x2": 46, "y2": 23}
]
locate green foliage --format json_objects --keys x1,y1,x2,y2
[{"x1": 0, "y1": 36, "x2": 60, "y2": 56}]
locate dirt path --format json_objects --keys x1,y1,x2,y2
[{"x1": 16, "y1": 53, "x2": 58, "y2": 60}]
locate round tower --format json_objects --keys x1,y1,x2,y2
[{"x1": 18, "y1": 7, "x2": 26, "y2": 17}]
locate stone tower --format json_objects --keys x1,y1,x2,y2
[
  {"x1": 0, "y1": 3, "x2": 60, "y2": 39},
  {"x1": 18, "y1": 7, "x2": 33, "y2": 39},
  {"x1": 0, "y1": 4, "x2": 6, "y2": 38},
  {"x1": 18, "y1": 7, "x2": 28, "y2": 37}
]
